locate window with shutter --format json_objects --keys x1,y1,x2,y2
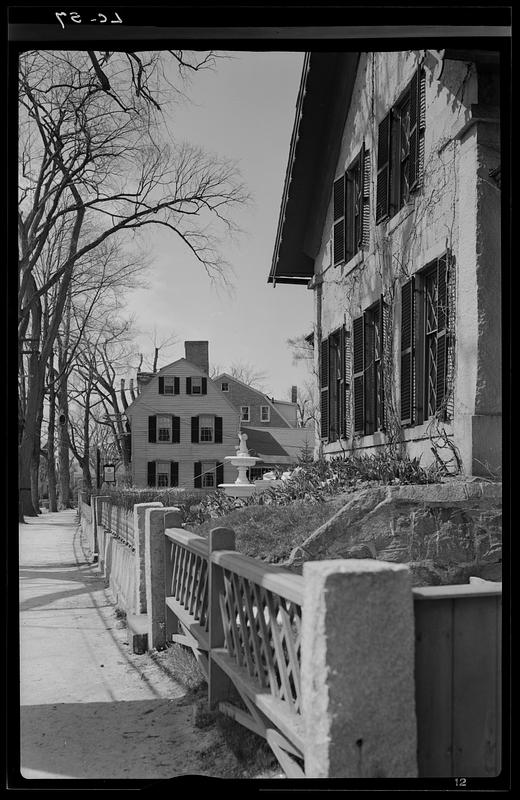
[
  {"x1": 377, "y1": 66, "x2": 425, "y2": 223},
  {"x1": 158, "y1": 376, "x2": 165, "y2": 394},
  {"x1": 216, "y1": 462, "x2": 224, "y2": 486},
  {"x1": 162, "y1": 376, "x2": 178, "y2": 395},
  {"x1": 332, "y1": 174, "x2": 346, "y2": 266},
  {"x1": 199, "y1": 415, "x2": 214, "y2": 442},
  {"x1": 157, "y1": 461, "x2": 170, "y2": 487},
  {"x1": 400, "y1": 278, "x2": 415, "y2": 425},
  {"x1": 157, "y1": 414, "x2": 172, "y2": 442},
  {"x1": 320, "y1": 338, "x2": 329, "y2": 439},
  {"x1": 412, "y1": 253, "x2": 453, "y2": 425},
  {"x1": 353, "y1": 300, "x2": 386, "y2": 436}
]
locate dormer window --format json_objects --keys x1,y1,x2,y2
[
  {"x1": 159, "y1": 376, "x2": 179, "y2": 395},
  {"x1": 186, "y1": 376, "x2": 207, "y2": 395},
  {"x1": 221, "y1": 382, "x2": 229, "y2": 392}
]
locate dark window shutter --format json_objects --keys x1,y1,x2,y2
[
  {"x1": 214, "y1": 416, "x2": 223, "y2": 443},
  {"x1": 332, "y1": 175, "x2": 346, "y2": 266},
  {"x1": 158, "y1": 377, "x2": 164, "y2": 394},
  {"x1": 147, "y1": 461, "x2": 156, "y2": 487},
  {"x1": 172, "y1": 415, "x2": 180, "y2": 443},
  {"x1": 148, "y1": 415, "x2": 157, "y2": 443},
  {"x1": 216, "y1": 462, "x2": 224, "y2": 486},
  {"x1": 170, "y1": 462, "x2": 178, "y2": 487},
  {"x1": 191, "y1": 416, "x2": 199, "y2": 443},
  {"x1": 344, "y1": 330, "x2": 352, "y2": 439},
  {"x1": 379, "y1": 296, "x2": 387, "y2": 432},
  {"x1": 174, "y1": 377, "x2": 180, "y2": 395},
  {"x1": 376, "y1": 112, "x2": 391, "y2": 222},
  {"x1": 353, "y1": 316, "x2": 365, "y2": 434},
  {"x1": 400, "y1": 278, "x2": 415, "y2": 424},
  {"x1": 408, "y1": 68, "x2": 420, "y2": 191},
  {"x1": 409, "y1": 66, "x2": 425, "y2": 192},
  {"x1": 194, "y1": 462, "x2": 202, "y2": 489},
  {"x1": 125, "y1": 432, "x2": 132, "y2": 462},
  {"x1": 362, "y1": 145, "x2": 371, "y2": 247},
  {"x1": 320, "y1": 337, "x2": 329, "y2": 439},
  {"x1": 201, "y1": 377, "x2": 207, "y2": 395},
  {"x1": 436, "y1": 256, "x2": 448, "y2": 416},
  {"x1": 339, "y1": 326, "x2": 347, "y2": 437},
  {"x1": 186, "y1": 377, "x2": 192, "y2": 394},
  {"x1": 364, "y1": 311, "x2": 376, "y2": 434}
]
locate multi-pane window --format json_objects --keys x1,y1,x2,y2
[
  {"x1": 159, "y1": 376, "x2": 179, "y2": 395},
  {"x1": 191, "y1": 376, "x2": 202, "y2": 394},
  {"x1": 201, "y1": 461, "x2": 215, "y2": 488},
  {"x1": 147, "y1": 461, "x2": 178, "y2": 487},
  {"x1": 240, "y1": 406, "x2": 250, "y2": 422},
  {"x1": 157, "y1": 415, "x2": 172, "y2": 442},
  {"x1": 221, "y1": 382, "x2": 229, "y2": 391},
  {"x1": 353, "y1": 298, "x2": 387, "y2": 436},
  {"x1": 320, "y1": 327, "x2": 351, "y2": 442},
  {"x1": 199, "y1": 415, "x2": 214, "y2": 442},
  {"x1": 157, "y1": 461, "x2": 170, "y2": 487},
  {"x1": 333, "y1": 145, "x2": 371, "y2": 266},
  {"x1": 148, "y1": 415, "x2": 180, "y2": 443},
  {"x1": 260, "y1": 405, "x2": 270, "y2": 422},
  {"x1": 376, "y1": 66, "x2": 425, "y2": 222},
  {"x1": 400, "y1": 254, "x2": 453, "y2": 426},
  {"x1": 191, "y1": 415, "x2": 223, "y2": 444},
  {"x1": 194, "y1": 461, "x2": 224, "y2": 489}
]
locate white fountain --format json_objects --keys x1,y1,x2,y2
[{"x1": 218, "y1": 432, "x2": 260, "y2": 498}]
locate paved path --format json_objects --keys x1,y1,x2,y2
[{"x1": 19, "y1": 510, "x2": 240, "y2": 780}]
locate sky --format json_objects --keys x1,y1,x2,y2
[{"x1": 122, "y1": 50, "x2": 314, "y2": 401}]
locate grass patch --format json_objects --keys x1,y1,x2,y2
[{"x1": 185, "y1": 497, "x2": 347, "y2": 563}]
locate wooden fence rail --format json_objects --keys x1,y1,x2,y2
[{"x1": 161, "y1": 519, "x2": 502, "y2": 780}]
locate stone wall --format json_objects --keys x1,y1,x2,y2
[{"x1": 286, "y1": 480, "x2": 502, "y2": 586}]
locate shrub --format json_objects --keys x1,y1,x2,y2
[{"x1": 103, "y1": 487, "x2": 203, "y2": 520}]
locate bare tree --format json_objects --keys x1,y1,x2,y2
[{"x1": 18, "y1": 49, "x2": 249, "y2": 518}]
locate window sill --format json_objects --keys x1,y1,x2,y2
[
  {"x1": 341, "y1": 249, "x2": 365, "y2": 276},
  {"x1": 385, "y1": 201, "x2": 415, "y2": 236}
]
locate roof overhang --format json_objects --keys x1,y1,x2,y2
[{"x1": 268, "y1": 51, "x2": 360, "y2": 286}]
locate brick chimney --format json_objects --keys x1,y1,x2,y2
[
  {"x1": 184, "y1": 341, "x2": 209, "y2": 374},
  {"x1": 291, "y1": 385, "x2": 298, "y2": 404}
]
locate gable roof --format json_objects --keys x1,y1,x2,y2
[
  {"x1": 268, "y1": 52, "x2": 360, "y2": 285},
  {"x1": 213, "y1": 372, "x2": 295, "y2": 423},
  {"x1": 242, "y1": 428, "x2": 290, "y2": 461},
  {"x1": 125, "y1": 359, "x2": 239, "y2": 417}
]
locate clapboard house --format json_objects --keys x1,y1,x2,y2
[
  {"x1": 269, "y1": 50, "x2": 501, "y2": 476},
  {"x1": 125, "y1": 341, "x2": 239, "y2": 491}
]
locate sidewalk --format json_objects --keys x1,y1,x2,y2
[{"x1": 19, "y1": 510, "x2": 241, "y2": 780}]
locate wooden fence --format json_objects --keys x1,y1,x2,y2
[
  {"x1": 414, "y1": 584, "x2": 502, "y2": 778},
  {"x1": 162, "y1": 522, "x2": 502, "y2": 780},
  {"x1": 164, "y1": 526, "x2": 305, "y2": 776}
]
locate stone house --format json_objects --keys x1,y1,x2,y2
[
  {"x1": 125, "y1": 341, "x2": 240, "y2": 491},
  {"x1": 269, "y1": 50, "x2": 501, "y2": 476}
]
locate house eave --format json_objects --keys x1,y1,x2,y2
[{"x1": 268, "y1": 51, "x2": 360, "y2": 286}]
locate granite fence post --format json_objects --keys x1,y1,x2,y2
[
  {"x1": 301, "y1": 559, "x2": 418, "y2": 778},
  {"x1": 145, "y1": 507, "x2": 183, "y2": 651},
  {"x1": 133, "y1": 502, "x2": 163, "y2": 615}
]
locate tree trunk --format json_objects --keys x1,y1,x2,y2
[
  {"x1": 19, "y1": 359, "x2": 46, "y2": 519},
  {"x1": 47, "y1": 361, "x2": 58, "y2": 512}
]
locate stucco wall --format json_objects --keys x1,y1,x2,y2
[{"x1": 312, "y1": 51, "x2": 500, "y2": 476}]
